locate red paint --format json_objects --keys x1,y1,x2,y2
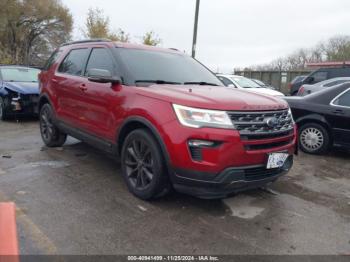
[
  {"x1": 0, "y1": 203, "x2": 19, "y2": 259},
  {"x1": 39, "y1": 42, "x2": 296, "y2": 182}
]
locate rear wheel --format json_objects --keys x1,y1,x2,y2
[
  {"x1": 299, "y1": 123, "x2": 330, "y2": 154},
  {"x1": 40, "y1": 104, "x2": 67, "y2": 147},
  {"x1": 0, "y1": 97, "x2": 8, "y2": 121},
  {"x1": 121, "y1": 129, "x2": 170, "y2": 200}
]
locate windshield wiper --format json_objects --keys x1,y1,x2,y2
[
  {"x1": 184, "y1": 81, "x2": 219, "y2": 86},
  {"x1": 135, "y1": 80, "x2": 181, "y2": 85}
]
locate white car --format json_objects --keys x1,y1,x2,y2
[{"x1": 217, "y1": 74, "x2": 285, "y2": 97}]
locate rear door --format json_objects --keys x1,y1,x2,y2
[
  {"x1": 54, "y1": 48, "x2": 90, "y2": 128},
  {"x1": 329, "y1": 88, "x2": 350, "y2": 147}
]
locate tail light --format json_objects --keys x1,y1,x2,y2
[
  {"x1": 288, "y1": 83, "x2": 292, "y2": 90},
  {"x1": 298, "y1": 86, "x2": 305, "y2": 96}
]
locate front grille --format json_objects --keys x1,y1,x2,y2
[
  {"x1": 20, "y1": 94, "x2": 39, "y2": 106},
  {"x1": 244, "y1": 166, "x2": 282, "y2": 181},
  {"x1": 227, "y1": 109, "x2": 294, "y2": 151},
  {"x1": 228, "y1": 109, "x2": 294, "y2": 137}
]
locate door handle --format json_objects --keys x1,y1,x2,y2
[
  {"x1": 332, "y1": 109, "x2": 345, "y2": 115},
  {"x1": 79, "y1": 84, "x2": 87, "y2": 91}
]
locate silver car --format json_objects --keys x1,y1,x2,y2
[{"x1": 297, "y1": 77, "x2": 350, "y2": 96}]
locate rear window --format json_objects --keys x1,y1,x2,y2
[
  {"x1": 312, "y1": 71, "x2": 328, "y2": 82},
  {"x1": 58, "y1": 49, "x2": 89, "y2": 76},
  {"x1": 333, "y1": 89, "x2": 350, "y2": 107},
  {"x1": 324, "y1": 80, "x2": 349, "y2": 87}
]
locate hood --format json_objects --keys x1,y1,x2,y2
[
  {"x1": 136, "y1": 85, "x2": 288, "y2": 111},
  {"x1": 3, "y1": 81, "x2": 39, "y2": 95},
  {"x1": 244, "y1": 88, "x2": 285, "y2": 97}
]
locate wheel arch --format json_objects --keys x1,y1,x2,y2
[
  {"x1": 38, "y1": 94, "x2": 53, "y2": 113},
  {"x1": 296, "y1": 114, "x2": 333, "y2": 142},
  {"x1": 116, "y1": 117, "x2": 171, "y2": 167}
]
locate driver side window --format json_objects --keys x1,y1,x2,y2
[{"x1": 85, "y1": 48, "x2": 116, "y2": 76}]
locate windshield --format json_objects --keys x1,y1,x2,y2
[
  {"x1": 116, "y1": 48, "x2": 222, "y2": 86},
  {"x1": 230, "y1": 76, "x2": 261, "y2": 88},
  {"x1": 0, "y1": 68, "x2": 40, "y2": 82}
]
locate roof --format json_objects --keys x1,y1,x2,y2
[
  {"x1": 60, "y1": 39, "x2": 181, "y2": 54},
  {"x1": 306, "y1": 61, "x2": 350, "y2": 68}
]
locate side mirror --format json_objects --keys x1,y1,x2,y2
[{"x1": 87, "y1": 69, "x2": 121, "y2": 84}]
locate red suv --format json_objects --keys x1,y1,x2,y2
[{"x1": 39, "y1": 39, "x2": 296, "y2": 200}]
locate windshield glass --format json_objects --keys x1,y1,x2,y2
[
  {"x1": 230, "y1": 76, "x2": 261, "y2": 88},
  {"x1": 0, "y1": 68, "x2": 40, "y2": 82},
  {"x1": 117, "y1": 48, "x2": 222, "y2": 86}
]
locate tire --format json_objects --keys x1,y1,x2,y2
[
  {"x1": 121, "y1": 129, "x2": 170, "y2": 200},
  {"x1": 298, "y1": 123, "x2": 330, "y2": 154},
  {"x1": 0, "y1": 97, "x2": 8, "y2": 121},
  {"x1": 39, "y1": 103, "x2": 67, "y2": 147}
]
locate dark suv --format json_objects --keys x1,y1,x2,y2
[
  {"x1": 289, "y1": 67, "x2": 350, "y2": 95},
  {"x1": 39, "y1": 39, "x2": 296, "y2": 200}
]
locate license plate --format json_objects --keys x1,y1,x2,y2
[{"x1": 267, "y1": 153, "x2": 289, "y2": 169}]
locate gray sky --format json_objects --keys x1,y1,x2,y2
[{"x1": 62, "y1": 0, "x2": 350, "y2": 73}]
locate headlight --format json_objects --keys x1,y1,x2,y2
[
  {"x1": 173, "y1": 104, "x2": 234, "y2": 129},
  {"x1": 288, "y1": 107, "x2": 295, "y2": 123}
]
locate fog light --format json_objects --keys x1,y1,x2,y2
[{"x1": 188, "y1": 139, "x2": 215, "y2": 147}]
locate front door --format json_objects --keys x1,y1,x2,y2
[{"x1": 79, "y1": 47, "x2": 122, "y2": 141}]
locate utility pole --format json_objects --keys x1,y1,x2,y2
[{"x1": 192, "y1": 0, "x2": 200, "y2": 58}]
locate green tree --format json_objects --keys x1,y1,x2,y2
[
  {"x1": 84, "y1": 8, "x2": 129, "y2": 42},
  {"x1": 142, "y1": 31, "x2": 161, "y2": 46},
  {"x1": 0, "y1": 0, "x2": 73, "y2": 65}
]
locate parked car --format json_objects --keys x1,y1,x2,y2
[
  {"x1": 297, "y1": 77, "x2": 350, "y2": 96},
  {"x1": 39, "y1": 39, "x2": 296, "y2": 200},
  {"x1": 217, "y1": 74, "x2": 285, "y2": 97},
  {"x1": 0, "y1": 65, "x2": 41, "y2": 120},
  {"x1": 251, "y1": 78, "x2": 277, "y2": 90},
  {"x1": 285, "y1": 83, "x2": 350, "y2": 154},
  {"x1": 289, "y1": 67, "x2": 350, "y2": 96}
]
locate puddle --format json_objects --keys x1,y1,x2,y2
[
  {"x1": 223, "y1": 195, "x2": 265, "y2": 219},
  {"x1": 10, "y1": 161, "x2": 70, "y2": 170},
  {"x1": 29, "y1": 161, "x2": 70, "y2": 169}
]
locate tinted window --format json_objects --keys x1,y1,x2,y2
[
  {"x1": 333, "y1": 90, "x2": 350, "y2": 107},
  {"x1": 58, "y1": 49, "x2": 89, "y2": 76},
  {"x1": 324, "y1": 80, "x2": 349, "y2": 87},
  {"x1": 85, "y1": 48, "x2": 115, "y2": 76},
  {"x1": 312, "y1": 71, "x2": 328, "y2": 82},
  {"x1": 43, "y1": 50, "x2": 62, "y2": 71},
  {"x1": 231, "y1": 77, "x2": 261, "y2": 88},
  {"x1": 117, "y1": 48, "x2": 222, "y2": 86},
  {"x1": 218, "y1": 76, "x2": 234, "y2": 87}
]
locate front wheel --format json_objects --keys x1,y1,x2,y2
[
  {"x1": 121, "y1": 129, "x2": 170, "y2": 200},
  {"x1": 299, "y1": 123, "x2": 330, "y2": 154},
  {"x1": 40, "y1": 104, "x2": 67, "y2": 147}
]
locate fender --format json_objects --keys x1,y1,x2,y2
[
  {"x1": 38, "y1": 93, "x2": 54, "y2": 112},
  {"x1": 116, "y1": 116, "x2": 171, "y2": 167},
  {"x1": 295, "y1": 113, "x2": 330, "y2": 129}
]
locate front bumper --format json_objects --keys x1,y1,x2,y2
[
  {"x1": 171, "y1": 156, "x2": 293, "y2": 199},
  {"x1": 8, "y1": 94, "x2": 39, "y2": 116}
]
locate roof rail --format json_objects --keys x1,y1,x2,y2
[{"x1": 61, "y1": 39, "x2": 112, "y2": 47}]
